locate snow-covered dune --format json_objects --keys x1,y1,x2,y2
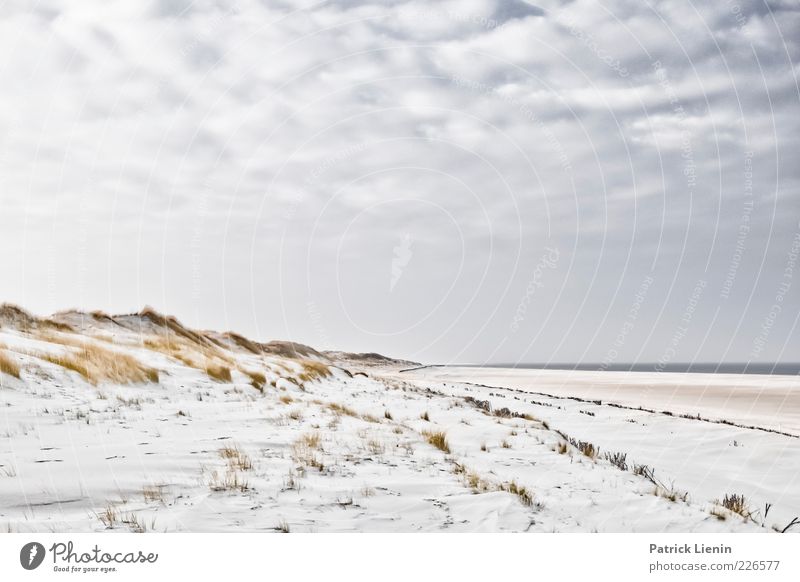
[{"x1": 0, "y1": 306, "x2": 795, "y2": 533}]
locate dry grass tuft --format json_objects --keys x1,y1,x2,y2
[
  {"x1": 97, "y1": 504, "x2": 119, "y2": 528},
  {"x1": 420, "y1": 411, "x2": 430, "y2": 422},
  {"x1": 720, "y1": 493, "x2": 751, "y2": 518},
  {"x1": 36, "y1": 344, "x2": 159, "y2": 385},
  {"x1": 454, "y1": 463, "x2": 538, "y2": 508},
  {"x1": 327, "y1": 402, "x2": 358, "y2": 418},
  {"x1": 422, "y1": 430, "x2": 450, "y2": 454},
  {"x1": 0, "y1": 349, "x2": 21, "y2": 378},
  {"x1": 208, "y1": 470, "x2": 249, "y2": 492},
  {"x1": 142, "y1": 484, "x2": 166, "y2": 503},
  {"x1": 219, "y1": 445, "x2": 253, "y2": 471},
  {"x1": 142, "y1": 335, "x2": 233, "y2": 382},
  {"x1": 603, "y1": 451, "x2": 628, "y2": 471},
  {"x1": 243, "y1": 369, "x2": 267, "y2": 392},
  {"x1": 502, "y1": 481, "x2": 535, "y2": 507},
  {"x1": 292, "y1": 433, "x2": 325, "y2": 471},
  {"x1": 205, "y1": 363, "x2": 232, "y2": 383},
  {"x1": 297, "y1": 359, "x2": 331, "y2": 383}
]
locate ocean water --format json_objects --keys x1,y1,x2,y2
[{"x1": 480, "y1": 363, "x2": 800, "y2": 376}]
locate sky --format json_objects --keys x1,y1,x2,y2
[{"x1": 0, "y1": 0, "x2": 798, "y2": 365}]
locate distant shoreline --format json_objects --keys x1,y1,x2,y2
[{"x1": 401, "y1": 362, "x2": 800, "y2": 376}]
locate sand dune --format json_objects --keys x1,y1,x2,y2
[{"x1": 0, "y1": 306, "x2": 796, "y2": 533}]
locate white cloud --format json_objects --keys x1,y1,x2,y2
[{"x1": 0, "y1": 0, "x2": 797, "y2": 364}]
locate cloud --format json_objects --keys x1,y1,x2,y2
[{"x1": 0, "y1": 0, "x2": 797, "y2": 364}]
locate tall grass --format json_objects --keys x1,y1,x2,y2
[
  {"x1": 0, "y1": 349, "x2": 20, "y2": 378},
  {"x1": 37, "y1": 344, "x2": 159, "y2": 385}
]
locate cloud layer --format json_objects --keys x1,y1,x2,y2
[{"x1": 1, "y1": 0, "x2": 798, "y2": 364}]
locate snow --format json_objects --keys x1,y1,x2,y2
[{"x1": 1, "y1": 327, "x2": 794, "y2": 533}]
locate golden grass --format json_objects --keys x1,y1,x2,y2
[
  {"x1": 142, "y1": 484, "x2": 166, "y2": 503},
  {"x1": 422, "y1": 430, "x2": 450, "y2": 454},
  {"x1": 208, "y1": 469, "x2": 249, "y2": 492},
  {"x1": 327, "y1": 402, "x2": 358, "y2": 417},
  {"x1": 291, "y1": 433, "x2": 325, "y2": 471},
  {"x1": 37, "y1": 344, "x2": 159, "y2": 385},
  {"x1": 219, "y1": 445, "x2": 253, "y2": 471},
  {"x1": 297, "y1": 359, "x2": 331, "y2": 383},
  {"x1": 0, "y1": 349, "x2": 20, "y2": 379},
  {"x1": 206, "y1": 363, "x2": 232, "y2": 383},
  {"x1": 453, "y1": 463, "x2": 537, "y2": 507},
  {"x1": 243, "y1": 369, "x2": 266, "y2": 391}
]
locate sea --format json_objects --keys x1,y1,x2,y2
[{"x1": 477, "y1": 362, "x2": 800, "y2": 376}]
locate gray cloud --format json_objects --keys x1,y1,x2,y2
[{"x1": 0, "y1": 0, "x2": 797, "y2": 365}]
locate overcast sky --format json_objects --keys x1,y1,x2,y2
[{"x1": 0, "y1": 0, "x2": 798, "y2": 365}]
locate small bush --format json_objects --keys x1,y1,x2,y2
[{"x1": 420, "y1": 411, "x2": 430, "y2": 422}]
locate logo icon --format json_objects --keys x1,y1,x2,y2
[
  {"x1": 390, "y1": 233, "x2": 413, "y2": 292},
  {"x1": 20, "y1": 542, "x2": 46, "y2": 570}
]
